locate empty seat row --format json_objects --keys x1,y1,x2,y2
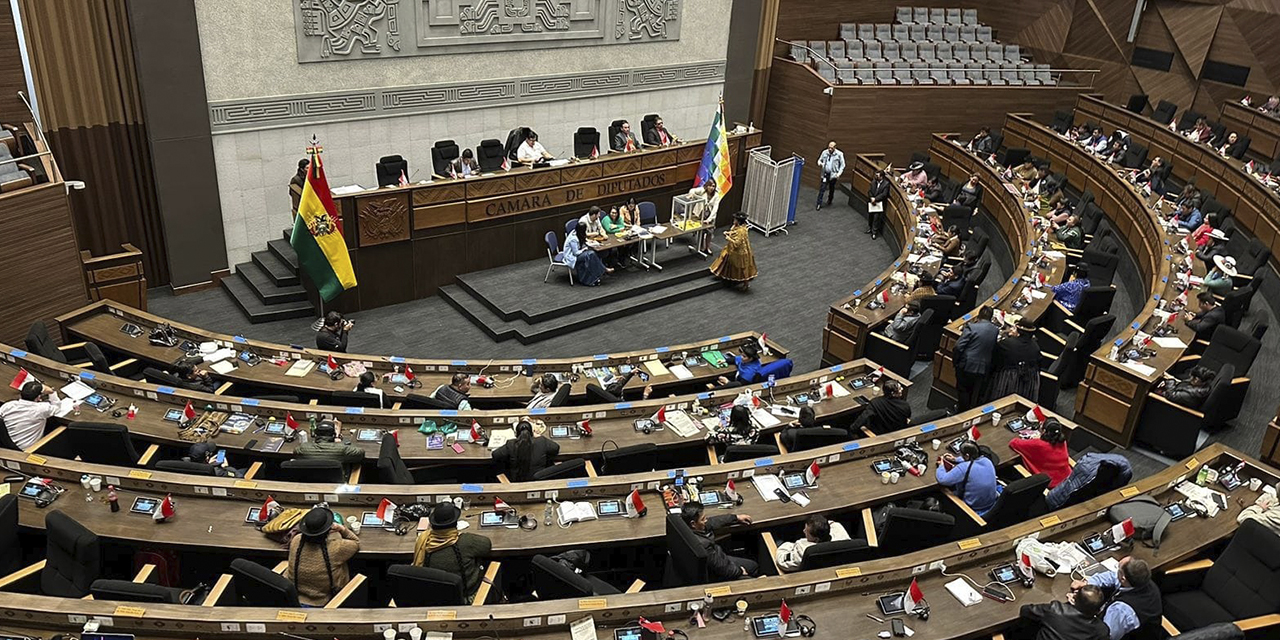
[
  {"x1": 891, "y1": 7, "x2": 979, "y2": 26},
  {"x1": 805, "y1": 40, "x2": 1019, "y2": 64},
  {"x1": 837, "y1": 23, "x2": 993, "y2": 44},
  {"x1": 826, "y1": 62, "x2": 1054, "y2": 86}
]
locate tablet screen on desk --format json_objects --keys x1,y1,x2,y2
[
  {"x1": 877, "y1": 593, "x2": 906, "y2": 615},
  {"x1": 263, "y1": 423, "x2": 285, "y2": 435},
  {"x1": 699, "y1": 491, "x2": 720, "y2": 505},
  {"x1": 597, "y1": 500, "x2": 621, "y2": 516},
  {"x1": 613, "y1": 628, "x2": 644, "y2": 640},
  {"x1": 130, "y1": 497, "x2": 159, "y2": 515},
  {"x1": 18, "y1": 483, "x2": 42, "y2": 499},
  {"x1": 245, "y1": 507, "x2": 262, "y2": 523},
  {"x1": 361, "y1": 512, "x2": 384, "y2": 528},
  {"x1": 163, "y1": 408, "x2": 184, "y2": 422},
  {"x1": 782, "y1": 474, "x2": 806, "y2": 489},
  {"x1": 551, "y1": 425, "x2": 569, "y2": 438},
  {"x1": 480, "y1": 511, "x2": 505, "y2": 527},
  {"x1": 872, "y1": 459, "x2": 896, "y2": 474},
  {"x1": 356, "y1": 428, "x2": 381, "y2": 442},
  {"x1": 84, "y1": 393, "x2": 107, "y2": 408},
  {"x1": 752, "y1": 614, "x2": 793, "y2": 638}
]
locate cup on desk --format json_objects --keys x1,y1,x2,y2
[
  {"x1": 347, "y1": 515, "x2": 362, "y2": 534},
  {"x1": 89, "y1": 477, "x2": 102, "y2": 492},
  {"x1": 80, "y1": 475, "x2": 92, "y2": 490},
  {"x1": 880, "y1": 471, "x2": 891, "y2": 484},
  {"x1": 991, "y1": 412, "x2": 1002, "y2": 426},
  {"x1": 409, "y1": 629, "x2": 422, "y2": 640},
  {"x1": 382, "y1": 629, "x2": 396, "y2": 640},
  {"x1": 931, "y1": 439, "x2": 941, "y2": 451},
  {"x1": 1249, "y1": 478, "x2": 1263, "y2": 492},
  {"x1": 890, "y1": 472, "x2": 901, "y2": 484}
]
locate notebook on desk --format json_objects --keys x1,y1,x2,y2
[{"x1": 644, "y1": 360, "x2": 670, "y2": 376}]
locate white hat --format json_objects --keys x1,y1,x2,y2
[
  {"x1": 1213, "y1": 254, "x2": 1238, "y2": 277},
  {"x1": 1207, "y1": 229, "x2": 1228, "y2": 241}
]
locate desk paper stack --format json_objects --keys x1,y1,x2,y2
[
  {"x1": 1152, "y1": 336, "x2": 1187, "y2": 349},
  {"x1": 668, "y1": 364, "x2": 693, "y2": 380},
  {"x1": 751, "y1": 474, "x2": 787, "y2": 501},
  {"x1": 209, "y1": 360, "x2": 237, "y2": 375},
  {"x1": 60, "y1": 380, "x2": 95, "y2": 401},
  {"x1": 487, "y1": 428, "x2": 516, "y2": 449},
  {"x1": 750, "y1": 407, "x2": 782, "y2": 428},
  {"x1": 285, "y1": 360, "x2": 316, "y2": 377},
  {"x1": 1121, "y1": 361, "x2": 1158, "y2": 377},
  {"x1": 665, "y1": 411, "x2": 702, "y2": 438},
  {"x1": 643, "y1": 360, "x2": 670, "y2": 377}
]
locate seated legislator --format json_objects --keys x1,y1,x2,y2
[
  {"x1": 968, "y1": 127, "x2": 995, "y2": 155},
  {"x1": 1194, "y1": 229, "x2": 1227, "y2": 265},
  {"x1": 1170, "y1": 201, "x2": 1203, "y2": 232},
  {"x1": 612, "y1": 120, "x2": 640, "y2": 152},
  {"x1": 1238, "y1": 486, "x2": 1280, "y2": 537},
  {"x1": 175, "y1": 363, "x2": 216, "y2": 394},
  {"x1": 286, "y1": 507, "x2": 361, "y2": 607},
  {"x1": 184, "y1": 442, "x2": 246, "y2": 478},
  {"x1": 680, "y1": 501, "x2": 759, "y2": 579},
  {"x1": 1183, "y1": 291, "x2": 1225, "y2": 341},
  {"x1": 618, "y1": 198, "x2": 641, "y2": 226},
  {"x1": 922, "y1": 174, "x2": 945, "y2": 202},
  {"x1": 1202, "y1": 255, "x2": 1236, "y2": 295},
  {"x1": 884, "y1": 300, "x2": 923, "y2": 343},
  {"x1": 1070, "y1": 557, "x2": 1161, "y2": 640},
  {"x1": 490, "y1": 420, "x2": 560, "y2": 481},
  {"x1": 355, "y1": 371, "x2": 385, "y2": 409},
  {"x1": 850, "y1": 379, "x2": 911, "y2": 435},
  {"x1": 907, "y1": 271, "x2": 938, "y2": 304},
  {"x1": 644, "y1": 116, "x2": 677, "y2": 146},
  {"x1": 526, "y1": 373, "x2": 559, "y2": 410},
  {"x1": 929, "y1": 227, "x2": 961, "y2": 257},
  {"x1": 516, "y1": 132, "x2": 553, "y2": 164},
  {"x1": 1261, "y1": 95, "x2": 1280, "y2": 116},
  {"x1": 578, "y1": 206, "x2": 607, "y2": 240},
  {"x1": 713, "y1": 341, "x2": 794, "y2": 387},
  {"x1": 562, "y1": 223, "x2": 611, "y2": 287},
  {"x1": 936, "y1": 440, "x2": 1002, "y2": 516},
  {"x1": 451, "y1": 149, "x2": 480, "y2": 177},
  {"x1": 433, "y1": 373, "x2": 474, "y2": 410},
  {"x1": 774, "y1": 514, "x2": 851, "y2": 572},
  {"x1": 316, "y1": 311, "x2": 352, "y2": 352},
  {"x1": 952, "y1": 174, "x2": 983, "y2": 209},
  {"x1": 1217, "y1": 132, "x2": 1246, "y2": 158},
  {"x1": 935, "y1": 259, "x2": 969, "y2": 297},
  {"x1": 779, "y1": 406, "x2": 839, "y2": 451},
  {"x1": 413, "y1": 502, "x2": 492, "y2": 601},
  {"x1": 601, "y1": 206, "x2": 633, "y2": 268},
  {"x1": 900, "y1": 162, "x2": 928, "y2": 189},
  {"x1": 1008, "y1": 418, "x2": 1071, "y2": 488},
  {"x1": 706, "y1": 405, "x2": 761, "y2": 447},
  {"x1": 1157, "y1": 365, "x2": 1215, "y2": 410},
  {"x1": 1051, "y1": 265, "x2": 1090, "y2": 312},
  {"x1": 1, "y1": 381, "x2": 60, "y2": 449},
  {"x1": 1131, "y1": 156, "x2": 1166, "y2": 196},
  {"x1": 1053, "y1": 214, "x2": 1084, "y2": 249},
  {"x1": 295, "y1": 419, "x2": 364, "y2": 471},
  {"x1": 1017, "y1": 584, "x2": 1109, "y2": 640}
]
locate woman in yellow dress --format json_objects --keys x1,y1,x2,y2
[{"x1": 710, "y1": 212, "x2": 758, "y2": 289}]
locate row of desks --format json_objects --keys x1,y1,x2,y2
[
  {"x1": 0, "y1": 343, "x2": 902, "y2": 467},
  {"x1": 1001, "y1": 114, "x2": 1201, "y2": 449},
  {"x1": 56, "y1": 300, "x2": 789, "y2": 408},
  {"x1": 0, "y1": 440, "x2": 1267, "y2": 638}
]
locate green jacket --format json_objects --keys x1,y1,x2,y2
[
  {"x1": 416, "y1": 533, "x2": 493, "y2": 599},
  {"x1": 295, "y1": 441, "x2": 365, "y2": 468},
  {"x1": 1055, "y1": 225, "x2": 1083, "y2": 249},
  {"x1": 601, "y1": 214, "x2": 628, "y2": 235},
  {"x1": 1202, "y1": 269, "x2": 1232, "y2": 294}
]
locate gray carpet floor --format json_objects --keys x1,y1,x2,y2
[{"x1": 150, "y1": 185, "x2": 1280, "y2": 480}]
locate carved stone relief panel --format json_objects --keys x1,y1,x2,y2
[{"x1": 295, "y1": 0, "x2": 681, "y2": 61}]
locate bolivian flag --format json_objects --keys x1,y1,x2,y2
[{"x1": 290, "y1": 154, "x2": 357, "y2": 301}]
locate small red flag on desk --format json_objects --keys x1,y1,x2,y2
[
  {"x1": 758, "y1": 333, "x2": 769, "y2": 355},
  {"x1": 153, "y1": 494, "x2": 176, "y2": 521},
  {"x1": 825, "y1": 382, "x2": 836, "y2": 398},
  {"x1": 398, "y1": 170, "x2": 408, "y2": 187},
  {"x1": 880, "y1": 289, "x2": 891, "y2": 303},
  {"x1": 327, "y1": 354, "x2": 339, "y2": 371},
  {"x1": 779, "y1": 600, "x2": 792, "y2": 627},
  {"x1": 967, "y1": 423, "x2": 981, "y2": 440},
  {"x1": 1111, "y1": 517, "x2": 1135, "y2": 543},
  {"x1": 638, "y1": 618, "x2": 664, "y2": 634},
  {"x1": 470, "y1": 420, "x2": 482, "y2": 442},
  {"x1": 905, "y1": 578, "x2": 925, "y2": 612},
  {"x1": 405, "y1": 365, "x2": 415, "y2": 382},
  {"x1": 182, "y1": 401, "x2": 197, "y2": 422},
  {"x1": 805, "y1": 460, "x2": 820, "y2": 485},
  {"x1": 626, "y1": 488, "x2": 647, "y2": 517},
  {"x1": 652, "y1": 406, "x2": 666, "y2": 424},
  {"x1": 578, "y1": 419, "x2": 592, "y2": 435},
  {"x1": 376, "y1": 498, "x2": 396, "y2": 521},
  {"x1": 9, "y1": 368, "x2": 34, "y2": 390},
  {"x1": 1019, "y1": 551, "x2": 1034, "y2": 578},
  {"x1": 258, "y1": 495, "x2": 278, "y2": 523},
  {"x1": 501, "y1": 155, "x2": 510, "y2": 171},
  {"x1": 390, "y1": 429, "x2": 400, "y2": 446},
  {"x1": 590, "y1": 145, "x2": 599, "y2": 159},
  {"x1": 494, "y1": 497, "x2": 510, "y2": 512},
  {"x1": 1031, "y1": 405, "x2": 1047, "y2": 423},
  {"x1": 285, "y1": 412, "x2": 299, "y2": 431},
  {"x1": 725, "y1": 479, "x2": 737, "y2": 501}
]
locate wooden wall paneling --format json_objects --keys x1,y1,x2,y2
[
  {"x1": 1157, "y1": 1, "x2": 1222, "y2": 78},
  {"x1": 354, "y1": 242, "x2": 414, "y2": 309},
  {"x1": 0, "y1": 184, "x2": 90, "y2": 344}
]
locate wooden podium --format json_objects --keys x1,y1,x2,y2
[{"x1": 80, "y1": 243, "x2": 146, "y2": 310}]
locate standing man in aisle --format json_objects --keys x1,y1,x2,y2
[
  {"x1": 953, "y1": 306, "x2": 998, "y2": 410},
  {"x1": 815, "y1": 141, "x2": 845, "y2": 211}
]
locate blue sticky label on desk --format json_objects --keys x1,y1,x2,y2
[
  {"x1": 697, "y1": 392, "x2": 712, "y2": 400},
  {"x1": 522, "y1": 358, "x2": 537, "y2": 365},
  {"x1": 240, "y1": 398, "x2": 260, "y2": 406},
  {"x1": 566, "y1": 479, "x2": 589, "y2": 488},
  {"x1": 842, "y1": 442, "x2": 861, "y2": 451},
  {"x1": 854, "y1": 290, "x2": 862, "y2": 297},
  {"x1": 345, "y1": 407, "x2": 364, "y2": 414},
  {"x1": 829, "y1": 364, "x2": 843, "y2": 372},
  {"x1": 233, "y1": 335, "x2": 247, "y2": 343},
  {"x1": 992, "y1": 294, "x2": 1000, "y2": 302},
  {"x1": 1026, "y1": 250, "x2": 1034, "y2": 256},
  {"x1": 875, "y1": 279, "x2": 883, "y2": 286},
  {"x1": 655, "y1": 347, "x2": 670, "y2": 353},
  {"x1": 719, "y1": 336, "x2": 732, "y2": 342},
  {"x1": 79, "y1": 371, "x2": 95, "y2": 380},
  {"x1": 156, "y1": 386, "x2": 176, "y2": 395},
  {"x1": 754, "y1": 458, "x2": 775, "y2": 467},
  {"x1": 441, "y1": 410, "x2": 458, "y2": 416},
  {"x1": 962, "y1": 314, "x2": 972, "y2": 321},
  {"x1": 461, "y1": 484, "x2": 483, "y2": 493},
  {"x1": 667, "y1": 470, "x2": 677, "y2": 478},
  {"x1": 1132, "y1": 322, "x2": 1140, "y2": 329},
  {"x1": 594, "y1": 354, "x2": 608, "y2": 360},
  {"x1": 1011, "y1": 277, "x2": 1019, "y2": 284},
  {"x1": 614, "y1": 403, "x2": 632, "y2": 410},
  {"x1": 530, "y1": 408, "x2": 547, "y2": 415},
  {"x1": 451, "y1": 360, "x2": 468, "y2": 366},
  {"x1": 1115, "y1": 339, "x2": 1125, "y2": 346},
  {"x1": 982, "y1": 405, "x2": 996, "y2": 413},
  {"x1": 388, "y1": 356, "x2": 405, "y2": 363},
  {"x1": 894, "y1": 261, "x2": 901, "y2": 267},
  {"x1": 1162, "y1": 277, "x2": 1168, "y2": 283},
  {"x1": 919, "y1": 423, "x2": 937, "y2": 432},
  {"x1": 9, "y1": 349, "x2": 26, "y2": 358},
  {"x1": 1153, "y1": 294, "x2": 1161, "y2": 300}
]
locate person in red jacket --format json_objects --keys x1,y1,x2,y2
[{"x1": 1009, "y1": 418, "x2": 1072, "y2": 488}]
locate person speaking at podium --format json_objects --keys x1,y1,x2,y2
[
  {"x1": 517, "y1": 132, "x2": 554, "y2": 164},
  {"x1": 613, "y1": 120, "x2": 640, "y2": 152}
]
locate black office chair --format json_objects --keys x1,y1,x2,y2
[
  {"x1": 504, "y1": 127, "x2": 535, "y2": 161},
  {"x1": 1219, "y1": 287, "x2": 1251, "y2": 329},
  {"x1": 1162, "y1": 520, "x2": 1280, "y2": 632},
  {"x1": 0, "y1": 495, "x2": 19, "y2": 575},
  {"x1": 1135, "y1": 364, "x2": 1234, "y2": 459},
  {"x1": 980, "y1": 474, "x2": 1049, "y2": 529},
  {"x1": 1124, "y1": 93, "x2": 1148, "y2": 114},
  {"x1": 662, "y1": 513, "x2": 709, "y2": 587},
  {"x1": 866, "y1": 308, "x2": 935, "y2": 378},
  {"x1": 154, "y1": 460, "x2": 218, "y2": 476},
  {"x1": 1072, "y1": 188, "x2": 1095, "y2": 211},
  {"x1": 782, "y1": 427, "x2": 852, "y2": 452},
  {"x1": 1120, "y1": 142, "x2": 1148, "y2": 170},
  {"x1": 82, "y1": 343, "x2": 111, "y2": 373},
  {"x1": 1176, "y1": 110, "x2": 1204, "y2": 133},
  {"x1": 1191, "y1": 325, "x2": 1260, "y2": 377},
  {"x1": 1040, "y1": 331, "x2": 1081, "y2": 397},
  {"x1": 375, "y1": 155, "x2": 408, "y2": 187},
  {"x1": 0, "y1": 417, "x2": 20, "y2": 451},
  {"x1": 431, "y1": 140, "x2": 460, "y2": 177},
  {"x1": 600, "y1": 443, "x2": 658, "y2": 475},
  {"x1": 1151, "y1": 100, "x2": 1178, "y2": 125},
  {"x1": 277, "y1": 459, "x2": 346, "y2": 483},
  {"x1": 331, "y1": 390, "x2": 384, "y2": 409},
  {"x1": 573, "y1": 127, "x2": 600, "y2": 158},
  {"x1": 607, "y1": 119, "x2": 627, "y2": 151},
  {"x1": 377, "y1": 433, "x2": 414, "y2": 484},
  {"x1": 998, "y1": 146, "x2": 1030, "y2": 167},
  {"x1": 386, "y1": 565, "x2": 466, "y2": 606},
  {"x1": 1077, "y1": 248, "x2": 1119, "y2": 286},
  {"x1": 960, "y1": 228, "x2": 988, "y2": 262},
  {"x1": 798, "y1": 539, "x2": 875, "y2": 570},
  {"x1": 90, "y1": 579, "x2": 186, "y2": 604},
  {"x1": 873, "y1": 508, "x2": 956, "y2": 555},
  {"x1": 25, "y1": 320, "x2": 68, "y2": 363},
  {"x1": 722, "y1": 443, "x2": 780, "y2": 463},
  {"x1": 641, "y1": 114, "x2": 660, "y2": 144},
  {"x1": 229, "y1": 558, "x2": 299, "y2": 607},
  {"x1": 1049, "y1": 110, "x2": 1073, "y2": 134},
  {"x1": 532, "y1": 459, "x2": 588, "y2": 481},
  {"x1": 1225, "y1": 135, "x2": 1251, "y2": 160},
  {"x1": 476, "y1": 139, "x2": 506, "y2": 172},
  {"x1": 941, "y1": 203, "x2": 972, "y2": 238},
  {"x1": 915, "y1": 296, "x2": 954, "y2": 359},
  {"x1": 43, "y1": 510, "x2": 101, "y2": 597},
  {"x1": 1233, "y1": 239, "x2": 1272, "y2": 278},
  {"x1": 64, "y1": 422, "x2": 143, "y2": 466},
  {"x1": 532, "y1": 554, "x2": 619, "y2": 598},
  {"x1": 638, "y1": 201, "x2": 657, "y2": 226},
  {"x1": 549, "y1": 384, "x2": 571, "y2": 408},
  {"x1": 908, "y1": 408, "x2": 951, "y2": 427},
  {"x1": 141, "y1": 367, "x2": 183, "y2": 387},
  {"x1": 404, "y1": 393, "x2": 455, "y2": 410},
  {"x1": 1044, "y1": 286, "x2": 1115, "y2": 335}
]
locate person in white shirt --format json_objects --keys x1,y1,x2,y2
[
  {"x1": 774, "y1": 515, "x2": 850, "y2": 572},
  {"x1": 355, "y1": 372, "x2": 385, "y2": 409},
  {"x1": 525, "y1": 373, "x2": 559, "y2": 410},
  {"x1": 577, "y1": 206, "x2": 606, "y2": 240},
  {"x1": 516, "y1": 132, "x2": 553, "y2": 164},
  {"x1": 1, "y1": 381, "x2": 60, "y2": 449}
]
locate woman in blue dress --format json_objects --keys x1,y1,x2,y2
[{"x1": 562, "y1": 223, "x2": 610, "y2": 286}]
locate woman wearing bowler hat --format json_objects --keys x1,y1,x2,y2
[
  {"x1": 285, "y1": 506, "x2": 361, "y2": 606},
  {"x1": 412, "y1": 502, "x2": 493, "y2": 600}
]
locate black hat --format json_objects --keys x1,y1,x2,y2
[
  {"x1": 188, "y1": 442, "x2": 216, "y2": 462},
  {"x1": 314, "y1": 420, "x2": 337, "y2": 439},
  {"x1": 733, "y1": 211, "x2": 748, "y2": 223},
  {"x1": 429, "y1": 503, "x2": 460, "y2": 530},
  {"x1": 299, "y1": 507, "x2": 334, "y2": 538}
]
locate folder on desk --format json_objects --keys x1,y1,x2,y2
[
  {"x1": 668, "y1": 364, "x2": 694, "y2": 380},
  {"x1": 285, "y1": 360, "x2": 316, "y2": 377},
  {"x1": 702, "y1": 350, "x2": 728, "y2": 368},
  {"x1": 644, "y1": 360, "x2": 670, "y2": 377}
]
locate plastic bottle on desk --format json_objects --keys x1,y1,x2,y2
[{"x1": 107, "y1": 486, "x2": 119, "y2": 512}]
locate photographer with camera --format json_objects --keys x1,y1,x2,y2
[{"x1": 316, "y1": 311, "x2": 353, "y2": 353}]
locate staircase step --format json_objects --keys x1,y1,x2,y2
[
  {"x1": 236, "y1": 261, "x2": 308, "y2": 304},
  {"x1": 252, "y1": 250, "x2": 300, "y2": 287},
  {"x1": 219, "y1": 276, "x2": 314, "y2": 324},
  {"x1": 267, "y1": 239, "x2": 299, "y2": 272}
]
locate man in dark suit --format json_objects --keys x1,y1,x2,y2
[
  {"x1": 1017, "y1": 584, "x2": 1109, "y2": 640},
  {"x1": 613, "y1": 120, "x2": 640, "y2": 152},
  {"x1": 953, "y1": 306, "x2": 998, "y2": 410},
  {"x1": 866, "y1": 169, "x2": 890, "y2": 237},
  {"x1": 315, "y1": 311, "x2": 352, "y2": 352},
  {"x1": 680, "y1": 501, "x2": 759, "y2": 580},
  {"x1": 644, "y1": 116, "x2": 676, "y2": 146},
  {"x1": 969, "y1": 127, "x2": 995, "y2": 155},
  {"x1": 1183, "y1": 291, "x2": 1225, "y2": 341}
]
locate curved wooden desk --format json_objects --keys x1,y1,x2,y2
[
  {"x1": 927, "y1": 133, "x2": 1066, "y2": 404},
  {"x1": 0, "y1": 345, "x2": 902, "y2": 468},
  {"x1": 1001, "y1": 114, "x2": 1200, "y2": 448},
  {"x1": 1077, "y1": 95, "x2": 1280, "y2": 270},
  {"x1": 57, "y1": 300, "x2": 789, "y2": 408},
  {"x1": 0, "y1": 441, "x2": 1265, "y2": 640}
]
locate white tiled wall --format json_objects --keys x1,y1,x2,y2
[{"x1": 213, "y1": 83, "x2": 725, "y2": 268}]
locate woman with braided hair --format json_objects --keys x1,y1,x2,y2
[{"x1": 285, "y1": 507, "x2": 361, "y2": 606}]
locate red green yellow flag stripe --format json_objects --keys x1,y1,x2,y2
[
  {"x1": 694, "y1": 95, "x2": 733, "y2": 196},
  {"x1": 290, "y1": 153, "x2": 357, "y2": 301}
]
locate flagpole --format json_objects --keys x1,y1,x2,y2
[{"x1": 305, "y1": 134, "x2": 327, "y2": 332}]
